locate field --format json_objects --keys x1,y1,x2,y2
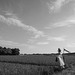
[
  {"x1": 0, "y1": 55, "x2": 75, "y2": 65},
  {"x1": 0, "y1": 54, "x2": 75, "y2": 75},
  {"x1": 0, "y1": 62, "x2": 55, "y2": 75}
]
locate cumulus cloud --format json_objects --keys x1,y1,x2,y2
[
  {"x1": 47, "y1": 36, "x2": 66, "y2": 41},
  {"x1": 47, "y1": 0, "x2": 73, "y2": 13},
  {"x1": 0, "y1": 13, "x2": 45, "y2": 38}
]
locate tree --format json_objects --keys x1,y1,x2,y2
[
  {"x1": 0, "y1": 46, "x2": 2, "y2": 49},
  {"x1": 7, "y1": 48, "x2": 12, "y2": 55},
  {"x1": 0, "y1": 46, "x2": 20, "y2": 55},
  {"x1": 11, "y1": 48, "x2": 20, "y2": 55}
]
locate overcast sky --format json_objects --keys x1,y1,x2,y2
[{"x1": 0, "y1": 0, "x2": 75, "y2": 54}]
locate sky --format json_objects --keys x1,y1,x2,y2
[{"x1": 0, "y1": 0, "x2": 75, "y2": 54}]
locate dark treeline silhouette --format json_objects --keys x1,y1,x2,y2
[
  {"x1": 32, "y1": 53, "x2": 75, "y2": 56},
  {"x1": 0, "y1": 46, "x2": 20, "y2": 55},
  {"x1": 63, "y1": 53, "x2": 75, "y2": 56}
]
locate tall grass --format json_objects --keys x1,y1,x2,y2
[
  {"x1": 0, "y1": 62, "x2": 55, "y2": 75},
  {"x1": 0, "y1": 55, "x2": 74, "y2": 66},
  {"x1": 53, "y1": 65, "x2": 75, "y2": 75},
  {"x1": 0, "y1": 62, "x2": 75, "y2": 75},
  {"x1": 0, "y1": 55, "x2": 75, "y2": 75}
]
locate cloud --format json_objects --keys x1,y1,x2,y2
[
  {"x1": 0, "y1": 39, "x2": 37, "y2": 52},
  {"x1": 37, "y1": 42, "x2": 49, "y2": 45},
  {"x1": 67, "y1": 43, "x2": 75, "y2": 47},
  {"x1": 0, "y1": 13, "x2": 45, "y2": 38},
  {"x1": 0, "y1": 40, "x2": 20, "y2": 46},
  {"x1": 4, "y1": 11, "x2": 16, "y2": 17},
  {"x1": 0, "y1": 39, "x2": 28, "y2": 47},
  {"x1": 47, "y1": 36, "x2": 66, "y2": 41},
  {"x1": 47, "y1": 0, "x2": 72, "y2": 13},
  {"x1": 27, "y1": 38, "x2": 36, "y2": 44},
  {"x1": 45, "y1": 18, "x2": 75, "y2": 29},
  {"x1": 51, "y1": 20, "x2": 74, "y2": 28}
]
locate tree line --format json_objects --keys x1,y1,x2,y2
[{"x1": 0, "y1": 46, "x2": 20, "y2": 55}]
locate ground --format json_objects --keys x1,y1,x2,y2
[{"x1": 53, "y1": 64, "x2": 75, "y2": 75}]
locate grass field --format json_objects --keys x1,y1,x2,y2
[
  {"x1": 0, "y1": 62, "x2": 55, "y2": 75},
  {"x1": 53, "y1": 65, "x2": 75, "y2": 75},
  {"x1": 0, "y1": 55, "x2": 75, "y2": 65},
  {"x1": 0, "y1": 54, "x2": 75, "y2": 75}
]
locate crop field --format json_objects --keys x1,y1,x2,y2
[
  {"x1": 0, "y1": 62, "x2": 55, "y2": 75},
  {"x1": 0, "y1": 55, "x2": 75, "y2": 65},
  {"x1": 0, "y1": 54, "x2": 75, "y2": 75}
]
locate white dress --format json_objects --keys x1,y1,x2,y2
[{"x1": 58, "y1": 54, "x2": 65, "y2": 68}]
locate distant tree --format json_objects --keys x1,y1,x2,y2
[
  {"x1": 3, "y1": 47, "x2": 7, "y2": 55},
  {"x1": 7, "y1": 48, "x2": 12, "y2": 55},
  {"x1": 0, "y1": 49, "x2": 3, "y2": 55},
  {"x1": 0, "y1": 46, "x2": 2, "y2": 49},
  {"x1": 0, "y1": 46, "x2": 20, "y2": 55},
  {"x1": 3, "y1": 47, "x2": 6, "y2": 49},
  {"x1": 0, "y1": 46, "x2": 3, "y2": 54},
  {"x1": 11, "y1": 48, "x2": 20, "y2": 55}
]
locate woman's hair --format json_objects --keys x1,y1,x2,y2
[{"x1": 58, "y1": 48, "x2": 61, "y2": 52}]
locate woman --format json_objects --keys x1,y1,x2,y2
[{"x1": 56, "y1": 48, "x2": 65, "y2": 69}]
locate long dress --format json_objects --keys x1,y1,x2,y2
[{"x1": 57, "y1": 54, "x2": 65, "y2": 68}]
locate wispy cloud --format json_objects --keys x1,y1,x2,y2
[
  {"x1": 37, "y1": 42, "x2": 49, "y2": 45},
  {"x1": 0, "y1": 39, "x2": 29, "y2": 47},
  {"x1": 0, "y1": 12, "x2": 45, "y2": 39},
  {"x1": 47, "y1": 0, "x2": 72, "y2": 13},
  {"x1": 4, "y1": 11, "x2": 17, "y2": 18},
  {"x1": 45, "y1": 18, "x2": 75, "y2": 29},
  {"x1": 0, "y1": 39, "x2": 37, "y2": 51},
  {"x1": 67, "y1": 43, "x2": 75, "y2": 47},
  {"x1": 47, "y1": 36, "x2": 66, "y2": 42}
]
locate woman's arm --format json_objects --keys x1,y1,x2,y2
[{"x1": 56, "y1": 57, "x2": 58, "y2": 62}]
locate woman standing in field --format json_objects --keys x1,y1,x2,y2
[{"x1": 56, "y1": 48, "x2": 65, "y2": 70}]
